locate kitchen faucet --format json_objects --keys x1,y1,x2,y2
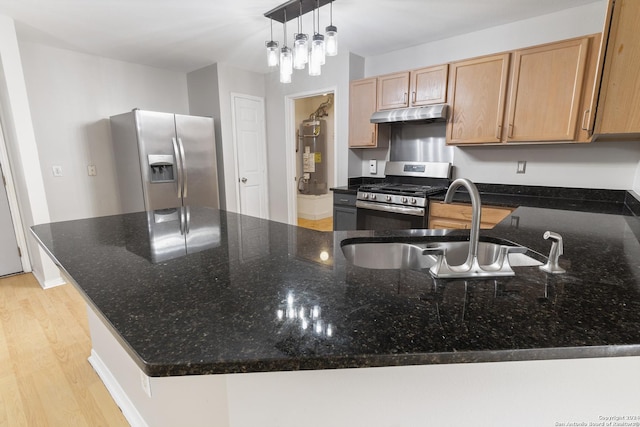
[{"x1": 426, "y1": 178, "x2": 525, "y2": 278}]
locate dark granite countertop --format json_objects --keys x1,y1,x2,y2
[{"x1": 31, "y1": 201, "x2": 640, "y2": 377}]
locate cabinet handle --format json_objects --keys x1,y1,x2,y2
[
  {"x1": 412, "y1": 91, "x2": 416, "y2": 104},
  {"x1": 371, "y1": 132, "x2": 375, "y2": 145},
  {"x1": 403, "y1": 92, "x2": 408, "y2": 104},
  {"x1": 496, "y1": 124, "x2": 502, "y2": 140},
  {"x1": 581, "y1": 109, "x2": 590, "y2": 131},
  {"x1": 508, "y1": 123, "x2": 514, "y2": 138}
]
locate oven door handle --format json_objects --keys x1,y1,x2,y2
[{"x1": 356, "y1": 201, "x2": 425, "y2": 217}]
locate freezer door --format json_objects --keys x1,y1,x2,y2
[
  {"x1": 135, "y1": 110, "x2": 182, "y2": 211},
  {"x1": 175, "y1": 114, "x2": 219, "y2": 209}
]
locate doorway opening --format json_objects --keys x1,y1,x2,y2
[{"x1": 293, "y1": 92, "x2": 335, "y2": 231}]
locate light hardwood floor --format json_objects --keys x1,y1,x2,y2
[
  {"x1": 297, "y1": 217, "x2": 333, "y2": 232},
  {"x1": 0, "y1": 273, "x2": 128, "y2": 427}
]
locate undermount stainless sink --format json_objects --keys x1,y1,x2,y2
[{"x1": 341, "y1": 240, "x2": 543, "y2": 275}]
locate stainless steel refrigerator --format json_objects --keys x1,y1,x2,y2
[
  {"x1": 110, "y1": 110, "x2": 220, "y2": 260},
  {"x1": 109, "y1": 109, "x2": 220, "y2": 213}
]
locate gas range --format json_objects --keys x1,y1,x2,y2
[{"x1": 355, "y1": 161, "x2": 451, "y2": 230}]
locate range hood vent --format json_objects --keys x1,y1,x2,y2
[{"x1": 370, "y1": 104, "x2": 448, "y2": 124}]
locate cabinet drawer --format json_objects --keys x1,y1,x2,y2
[{"x1": 333, "y1": 193, "x2": 357, "y2": 207}]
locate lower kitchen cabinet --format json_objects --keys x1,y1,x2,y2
[
  {"x1": 333, "y1": 193, "x2": 357, "y2": 230},
  {"x1": 428, "y1": 201, "x2": 513, "y2": 229}
]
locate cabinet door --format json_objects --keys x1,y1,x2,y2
[
  {"x1": 428, "y1": 201, "x2": 513, "y2": 230},
  {"x1": 377, "y1": 72, "x2": 410, "y2": 110},
  {"x1": 595, "y1": 0, "x2": 640, "y2": 135},
  {"x1": 333, "y1": 206, "x2": 357, "y2": 231},
  {"x1": 411, "y1": 65, "x2": 448, "y2": 106},
  {"x1": 446, "y1": 53, "x2": 511, "y2": 144},
  {"x1": 349, "y1": 78, "x2": 378, "y2": 147},
  {"x1": 506, "y1": 38, "x2": 589, "y2": 142}
]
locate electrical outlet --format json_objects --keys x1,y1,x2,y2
[
  {"x1": 369, "y1": 160, "x2": 377, "y2": 174},
  {"x1": 87, "y1": 165, "x2": 97, "y2": 176},
  {"x1": 52, "y1": 165, "x2": 63, "y2": 177},
  {"x1": 516, "y1": 161, "x2": 527, "y2": 174}
]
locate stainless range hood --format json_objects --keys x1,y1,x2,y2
[{"x1": 370, "y1": 104, "x2": 448, "y2": 124}]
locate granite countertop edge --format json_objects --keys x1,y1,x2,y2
[{"x1": 145, "y1": 344, "x2": 640, "y2": 377}]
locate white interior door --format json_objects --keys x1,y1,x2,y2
[
  {"x1": 0, "y1": 164, "x2": 22, "y2": 277},
  {"x1": 232, "y1": 94, "x2": 269, "y2": 219}
]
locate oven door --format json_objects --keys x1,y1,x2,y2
[{"x1": 356, "y1": 201, "x2": 427, "y2": 230}]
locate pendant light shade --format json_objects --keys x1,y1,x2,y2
[
  {"x1": 266, "y1": 40, "x2": 279, "y2": 67},
  {"x1": 311, "y1": 33, "x2": 325, "y2": 69},
  {"x1": 280, "y1": 46, "x2": 293, "y2": 83},
  {"x1": 293, "y1": 34, "x2": 308, "y2": 69}
]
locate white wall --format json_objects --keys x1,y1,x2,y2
[
  {"x1": 19, "y1": 42, "x2": 189, "y2": 222},
  {"x1": 358, "y1": 0, "x2": 640, "y2": 191},
  {"x1": 187, "y1": 63, "x2": 266, "y2": 213},
  {"x1": 264, "y1": 50, "x2": 351, "y2": 223},
  {"x1": 0, "y1": 15, "x2": 60, "y2": 287}
]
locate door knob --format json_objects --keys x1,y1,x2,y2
[{"x1": 241, "y1": 177, "x2": 247, "y2": 183}]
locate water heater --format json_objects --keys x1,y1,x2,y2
[{"x1": 298, "y1": 119, "x2": 327, "y2": 195}]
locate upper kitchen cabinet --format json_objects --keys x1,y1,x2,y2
[
  {"x1": 447, "y1": 35, "x2": 599, "y2": 145},
  {"x1": 506, "y1": 37, "x2": 590, "y2": 142},
  {"x1": 349, "y1": 77, "x2": 379, "y2": 148},
  {"x1": 377, "y1": 66, "x2": 449, "y2": 110},
  {"x1": 594, "y1": 0, "x2": 640, "y2": 136},
  {"x1": 377, "y1": 72, "x2": 410, "y2": 110},
  {"x1": 411, "y1": 65, "x2": 448, "y2": 106},
  {"x1": 446, "y1": 53, "x2": 511, "y2": 144}
]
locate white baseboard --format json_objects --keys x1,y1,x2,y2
[
  {"x1": 88, "y1": 349, "x2": 148, "y2": 427},
  {"x1": 31, "y1": 269, "x2": 65, "y2": 289}
]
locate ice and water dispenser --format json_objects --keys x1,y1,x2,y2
[{"x1": 148, "y1": 154, "x2": 175, "y2": 183}]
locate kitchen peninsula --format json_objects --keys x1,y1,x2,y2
[{"x1": 32, "y1": 197, "x2": 640, "y2": 427}]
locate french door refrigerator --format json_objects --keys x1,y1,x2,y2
[{"x1": 110, "y1": 109, "x2": 220, "y2": 260}]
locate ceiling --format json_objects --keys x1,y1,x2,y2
[{"x1": 0, "y1": 0, "x2": 601, "y2": 74}]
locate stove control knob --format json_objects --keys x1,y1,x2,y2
[
  {"x1": 371, "y1": 194, "x2": 377, "y2": 200},
  {"x1": 363, "y1": 193, "x2": 369, "y2": 199},
  {"x1": 411, "y1": 198, "x2": 417, "y2": 205},
  {"x1": 386, "y1": 195, "x2": 392, "y2": 202},
  {"x1": 401, "y1": 197, "x2": 408, "y2": 204}
]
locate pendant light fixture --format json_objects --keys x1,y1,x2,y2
[
  {"x1": 280, "y1": 10, "x2": 293, "y2": 83},
  {"x1": 325, "y1": 1, "x2": 338, "y2": 56},
  {"x1": 266, "y1": 18, "x2": 279, "y2": 67},
  {"x1": 293, "y1": 1, "x2": 309, "y2": 70},
  {"x1": 312, "y1": 0, "x2": 326, "y2": 66},
  {"x1": 264, "y1": 0, "x2": 338, "y2": 83}
]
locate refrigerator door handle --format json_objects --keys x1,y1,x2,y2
[
  {"x1": 177, "y1": 138, "x2": 188, "y2": 198},
  {"x1": 179, "y1": 206, "x2": 185, "y2": 235},
  {"x1": 185, "y1": 205, "x2": 191, "y2": 234},
  {"x1": 171, "y1": 137, "x2": 183, "y2": 199}
]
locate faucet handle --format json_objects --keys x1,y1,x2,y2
[{"x1": 540, "y1": 231, "x2": 566, "y2": 274}]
